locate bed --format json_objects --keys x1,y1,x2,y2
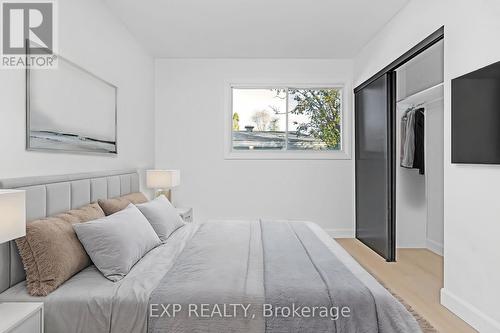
[{"x1": 0, "y1": 170, "x2": 422, "y2": 333}]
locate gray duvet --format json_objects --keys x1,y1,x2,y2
[
  {"x1": 0, "y1": 220, "x2": 421, "y2": 333},
  {"x1": 148, "y1": 220, "x2": 421, "y2": 333}
]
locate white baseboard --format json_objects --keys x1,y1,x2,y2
[
  {"x1": 426, "y1": 238, "x2": 443, "y2": 256},
  {"x1": 441, "y1": 288, "x2": 500, "y2": 333},
  {"x1": 325, "y1": 228, "x2": 354, "y2": 238},
  {"x1": 396, "y1": 242, "x2": 427, "y2": 249}
]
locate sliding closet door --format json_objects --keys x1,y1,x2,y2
[{"x1": 355, "y1": 73, "x2": 395, "y2": 261}]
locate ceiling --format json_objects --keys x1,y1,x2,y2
[{"x1": 103, "y1": 0, "x2": 409, "y2": 58}]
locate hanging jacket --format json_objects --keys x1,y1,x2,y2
[{"x1": 413, "y1": 108, "x2": 425, "y2": 174}]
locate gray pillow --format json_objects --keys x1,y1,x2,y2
[
  {"x1": 136, "y1": 195, "x2": 185, "y2": 242},
  {"x1": 73, "y1": 204, "x2": 161, "y2": 281}
]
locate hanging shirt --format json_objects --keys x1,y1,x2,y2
[
  {"x1": 401, "y1": 109, "x2": 416, "y2": 168},
  {"x1": 400, "y1": 112, "x2": 407, "y2": 165}
]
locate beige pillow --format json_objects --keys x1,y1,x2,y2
[
  {"x1": 15, "y1": 203, "x2": 105, "y2": 296},
  {"x1": 98, "y1": 192, "x2": 148, "y2": 216}
]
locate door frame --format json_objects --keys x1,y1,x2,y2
[
  {"x1": 354, "y1": 26, "x2": 444, "y2": 94},
  {"x1": 354, "y1": 26, "x2": 444, "y2": 262}
]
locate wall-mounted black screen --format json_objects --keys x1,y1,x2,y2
[{"x1": 452, "y1": 61, "x2": 500, "y2": 164}]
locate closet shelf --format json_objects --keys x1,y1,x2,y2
[{"x1": 397, "y1": 82, "x2": 444, "y2": 106}]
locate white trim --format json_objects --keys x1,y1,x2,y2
[
  {"x1": 426, "y1": 238, "x2": 443, "y2": 256},
  {"x1": 441, "y1": 288, "x2": 500, "y2": 333},
  {"x1": 396, "y1": 82, "x2": 444, "y2": 104},
  {"x1": 324, "y1": 228, "x2": 355, "y2": 238},
  {"x1": 224, "y1": 82, "x2": 352, "y2": 160},
  {"x1": 226, "y1": 150, "x2": 352, "y2": 160}
]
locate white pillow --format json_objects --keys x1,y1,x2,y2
[
  {"x1": 73, "y1": 204, "x2": 161, "y2": 281},
  {"x1": 136, "y1": 195, "x2": 185, "y2": 242}
]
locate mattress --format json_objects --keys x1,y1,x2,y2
[
  {"x1": 0, "y1": 221, "x2": 420, "y2": 333},
  {"x1": 0, "y1": 223, "x2": 200, "y2": 333}
]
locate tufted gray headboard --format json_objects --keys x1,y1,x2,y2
[{"x1": 0, "y1": 169, "x2": 141, "y2": 294}]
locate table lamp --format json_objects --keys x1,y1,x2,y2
[
  {"x1": 0, "y1": 190, "x2": 26, "y2": 244},
  {"x1": 146, "y1": 170, "x2": 180, "y2": 201}
]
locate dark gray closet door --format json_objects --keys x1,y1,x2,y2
[{"x1": 355, "y1": 73, "x2": 395, "y2": 261}]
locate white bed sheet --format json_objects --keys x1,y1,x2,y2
[{"x1": 0, "y1": 223, "x2": 199, "y2": 333}]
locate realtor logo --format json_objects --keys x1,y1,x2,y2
[{"x1": 1, "y1": 0, "x2": 57, "y2": 68}]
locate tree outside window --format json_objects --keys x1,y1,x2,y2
[{"x1": 231, "y1": 87, "x2": 342, "y2": 151}]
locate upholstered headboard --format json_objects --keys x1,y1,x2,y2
[{"x1": 0, "y1": 169, "x2": 140, "y2": 294}]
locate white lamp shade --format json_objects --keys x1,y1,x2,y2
[
  {"x1": 0, "y1": 190, "x2": 26, "y2": 244},
  {"x1": 146, "y1": 170, "x2": 180, "y2": 189}
]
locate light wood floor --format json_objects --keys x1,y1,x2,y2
[{"x1": 336, "y1": 239, "x2": 477, "y2": 333}]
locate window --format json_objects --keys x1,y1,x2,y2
[{"x1": 229, "y1": 86, "x2": 346, "y2": 158}]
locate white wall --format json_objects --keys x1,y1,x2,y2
[
  {"x1": 395, "y1": 98, "x2": 445, "y2": 253},
  {"x1": 0, "y1": 0, "x2": 155, "y2": 186},
  {"x1": 395, "y1": 106, "x2": 427, "y2": 248},
  {"x1": 354, "y1": 1, "x2": 500, "y2": 331},
  {"x1": 155, "y1": 59, "x2": 354, "y2": 236},
  {"x1": 425, "y1": 98, "x2": 445, "y2": 255}
]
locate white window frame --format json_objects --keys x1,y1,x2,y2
[{"x1": 225, "y1": 82, "x2": 351, "y2": 160}]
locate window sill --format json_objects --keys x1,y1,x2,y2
[{"x1": 225, "y1": 150, "x2": 351, "y2": 160}]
